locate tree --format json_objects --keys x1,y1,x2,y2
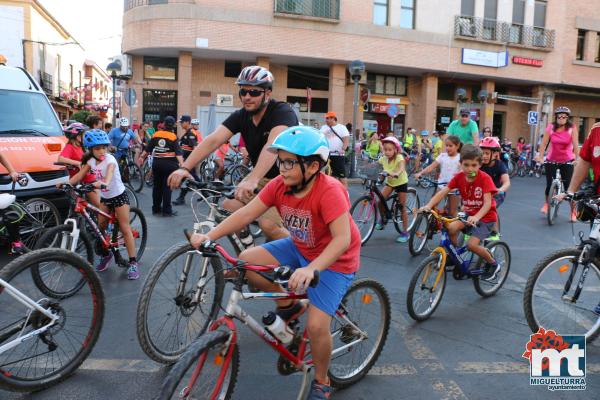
[{"x1": 71, "y1": 111, "x2": 91, "y2": 124}]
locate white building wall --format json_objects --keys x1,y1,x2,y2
[{"x1": 0, "y1": 5, "x2": 25, "y2": 68}]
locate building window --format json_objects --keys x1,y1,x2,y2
[
  {"x1": 576, "y1": 30, "x2": 586, "y2": 61},
  {"x1": 367, "y1": 73, "x2": 407, "y2": 96},
  {"x1": 373, "y1": 0, "x2": 388, "y2": 26},
  {"x1": 461, "y1": 0, "x2": 475, "y2": 16},
  {"x1": 578, "y1": 117, "x2": 587, "y2": 144},
  {"x1": 510, "y1": 0, "x2": 525, "y2": 43},
  {"x1": 399, "y1": 0, "x2": 415, "y2": 29},
  {"x1": 437, "y1": 82, "x2": 455, "y2": 101},
  {"x1": 286, "y1": 96, "x2": 328, "y2": 113},
  {"x1": 143, "y1": 57, "x2": 178, "y2": 81},
  {"x1": 596, "y1": 33, "x2": 600, "y2": 63},
  {"x1": 534, "y1": 0, "x2": 547, "y2": 27},
  {"x1": 287, "y1": 66, "x2": 329, "y2": 91},
  {"x1": 224, "y1": 61, "x2": 242, "y2": 78},
  {"x1": 483, "y1": 0, "x2": 498, "y2": 40}
]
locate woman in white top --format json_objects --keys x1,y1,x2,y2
[
  {"x1": 414, "y1": 134, "x2": 462, "y2": 216},
  {"x1": 67, "y1": 129, "x2": 140, "y2": 280}
]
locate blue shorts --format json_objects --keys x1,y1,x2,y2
[{"x1": 262, "y1": 237, "x2": 355, "y2": 316}]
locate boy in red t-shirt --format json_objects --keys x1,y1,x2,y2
[
  {"x1": 420, "y1": 144, "x2": 500, "y2": 280},
  {"x1": 188, "y1": 126, "x2": 360, "y2": 398},
  {"x1": 560, "y1": 123, "x2": 600, "y2": 198}
]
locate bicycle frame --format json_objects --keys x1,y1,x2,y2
[{"x1": 0, "y1": 278, "x2": 58, "y2": 355}]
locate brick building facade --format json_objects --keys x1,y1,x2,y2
[{"x1": 121, "y1": 0, "x2": 600, "y2": 144}]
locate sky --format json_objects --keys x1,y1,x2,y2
[{"x1": 38, "y1": 0, "x2": 123, "y2": 68}]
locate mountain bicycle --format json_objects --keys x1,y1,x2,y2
[
  {"x1": 406, "y1": 209, "x2": 511, "y2": 321},
  {"x1": 546, "y1": 162, "x2": 573, "y2": 226},
  {"x1": 156, "y1": 239, "x2": 390, "y2": 400},
  {"x1": 0, "y1": 247, "x2": 104, "y2": 392},
  {"x1": 350, "y1": 162, "x2": 419, "y2": 245},
  {"x1": 524, "y1": 191, "x2": 600, "y2": 342},
  {"x1": 0, "y1": 176, "x2": 61, "y2": 251},
  {"x1": 142, "y1": 153, "x2": 153, "y2": 187},
  {"x1": 136, "y1": 180, "x2": 260, "y2": 364}
]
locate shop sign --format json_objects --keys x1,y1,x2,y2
[
  {"x1": 512, "y1": 56, "x2": 543, "y2": 67},
  {"x1": 386, "y1": 98, "x2": 401, "y2": 104},
  {"x1": 440, "y1": 116, "x2": 451, "y2": 124},
  {"x1": 371, "y1": 103, "x2": 406, "y2": 114},
  {"x1": 462, "y1": 48, "x2": 508, "y2": 68}
]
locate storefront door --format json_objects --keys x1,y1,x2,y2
[
  {"x1": 143, "y1": 89, "x2": 178, "y2": 124},
  {"x1": 436, "y1": 107, "x2": 454, "y2": 131},
  {"x1": 493, "y1": 112, "x2": 505, "y2": 140}
]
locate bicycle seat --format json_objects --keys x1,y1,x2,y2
[{"x1": 0, "y1": 193, "x2": 16, "y2": 209}]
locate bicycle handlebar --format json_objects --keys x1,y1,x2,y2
[
  {"x1": 421, "y1": 209, "x2": 474, "y2": 226},
  {"x1": 416, "y1": 176, "x2": 448, "y2": 187}
]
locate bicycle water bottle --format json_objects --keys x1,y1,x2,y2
[
  {"x1": 262, "y1": 312, "x2": 293, "y2": 345},
  {"x1": 239, "y1": 227, "x2": 254, "y2": 248}
]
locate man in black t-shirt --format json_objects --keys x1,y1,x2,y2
[
  {"x1": 168, "y1": 65, "x2": 297, "y2": 240},
  {"x1": 173, "y1": 115, "x2": 200, "y2": 205}
]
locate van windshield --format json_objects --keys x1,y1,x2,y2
[{"x1": 0, "y1": 90, "x2": 63, "y2": 136}]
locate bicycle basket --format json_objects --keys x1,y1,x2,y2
[{"x1": 357, "y1": 160, "x2": 383, "y2": 180}]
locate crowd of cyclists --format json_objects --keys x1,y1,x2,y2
[{"x1": 4, "y1": 61, "x2": 600, "y2": 399}]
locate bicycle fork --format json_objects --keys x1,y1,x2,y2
[{"x1": 561, "y1": 242, "x2": 596, "y2": 303}]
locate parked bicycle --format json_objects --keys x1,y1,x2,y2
[
  {"x1": 0, "y1": 176, "x2": 61, "y2": 251},
  {"x1": 406, "y1": 209, "x2": 511, "y2": 321},
  {"x1": 0, "y1": 246, "x2": 104, "y2": 392},
  {"x1": 156, "y1": 238, "x2": 390, "y2": 400},
  {"x1": 136, "y1": 180, "x2": 260, "y2": 364},
  {"x1": 524, "y1": 191, "x2": 600, "y2": 342},
  {"x1": 350, "y1": 161, "x2": 419, "y2": 245}
]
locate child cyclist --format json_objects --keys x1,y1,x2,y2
[
  {"x1": 414, "y1": 134, "x2": 462, "y2": 216},
  {"x1": 479, "y1": 137, "x2": 511, "y2": 206},
  {"x1": 67, "y1": 129, "x2": 140, "y2": 279},
  {"x1": 188, "y1": 126, "x2": 360, "y2": 399},
  {"x1": 376, "y1": 136, "x2": 410, "y2": 243},
  {"x1": 419, "y1": 144, "x2": 500, "y2": 281},
  {"x1": 58, "y1": 123, "x2": 101, "y2": 208}
]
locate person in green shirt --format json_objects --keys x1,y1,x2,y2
[
  {"x1": 447, "y1": 109, "x2": 479, "y2": 145},
  {"x1": 365, "y1": 131, "x2": 381, "y2": 159},
  {"x1": 146, "y1": 120, "x2": 156, "y2": 138}
]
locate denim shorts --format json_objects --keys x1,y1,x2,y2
[
  {"x1": 261, "y1": 237, "x2": 355, "y2": 316},
  {"x1": 468, "y1": 221, "x2": 496, "y2": 241}
]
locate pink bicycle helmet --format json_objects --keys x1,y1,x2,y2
[
  {"x1": 381, "y1": 136, "x2": 401, "y2": 151},
  {"x1": 479, "y1": 136, "x2": 501, "y2": 150},
  {"x1": 63, "y1": 122, "x2": 87, "y2": 140}
]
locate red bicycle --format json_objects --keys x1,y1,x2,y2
[{"x1": 157, "y1": 235, "x2": 390, "y2": 400}]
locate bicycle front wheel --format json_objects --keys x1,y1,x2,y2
[
  {"x1": 0, "y1": 249, "x2": 104, "y2": 392},
  {"x1": 547, "y1": 181, "x2": 560, "y2": 226},
  {"x1": 128, "y1": 162, "x2": 144, "y2": 193},
  {"x1": 407, "y1": 254, "x2": 447, "y2": 321},
  {"x1": 112, "y1": 206, "x2": 147, "y2": 261},
  {"x1": 136, "y1": 242, "x2": 225, "y2": 364},
  {"x1": 228, "y1": 165, "x2": 250, "y2": 186},
  {"x1": 157, "y1": 330, "x2": 239, "y2": 400},
  {"x1": 143, "y1": 159, "x2": 153, "y2": 187},
  {"x1": 524, "y1": 248, "x2": 600, "y2": 342},
  {"x1": 328, "y1": 278, "x2": 390, "y2": 389},
  {"x1": 19, "y1": 198, "x2": 61, "y2": 249},
  {"x1": 350, "y1": 195, "x2": 377, "y2": 246},
  {"x1": 408, "y1": 213, "x2": 431, "y2": 256},
  {"x1": 124, "y1": 185, "x2": 139, "y2": 210},
  {"x1": 32, "y1": 225, "x2": 94, "y2": 298}
]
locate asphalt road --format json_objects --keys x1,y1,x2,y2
[{"x1": 2, "y1": 177, "x2": 598, "y2": 400}]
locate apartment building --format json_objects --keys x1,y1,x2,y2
[
  {"x1": 0, "y1": 0, "x2": 112, "y2": 122},
  {"x1": 121, "y1": 0, "x2": 600, "y2": 143}
]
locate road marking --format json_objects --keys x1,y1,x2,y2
[
  {"x1": 80, "y1": 358, "x2": 161, "y2": 373},
  {"x1": 368, "y1": 363, "x2": 418, "y2": 375},
  {"x1": 431, "y1": 379, "x2": 469, "y2": 400},
  {"x1": 455, "y1": 362, "x2": 528, "y2": 374}
]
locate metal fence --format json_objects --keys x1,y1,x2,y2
[
  {"x1": 454, "y1": 15, "x2": 555, "y2": 49},
  {"x1": 274, "y1": 0, "x2": 340, "y2": 20}
]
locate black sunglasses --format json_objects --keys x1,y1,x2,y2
[{"x1": 239, "y1": 88, "x2": 265, "y2": 97}]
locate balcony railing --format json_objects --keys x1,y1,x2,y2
[
  {"x1": 40, "y1": 72, "x2": 53, "y2": 96},
  {"x1": 454, "y1": 15, "x2": 555, "y2": 49},
  {"x1": 274, "y1": 0, "x2": 340, "y2": 20}
]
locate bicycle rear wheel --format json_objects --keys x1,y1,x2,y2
[
  {"x1": 31, "y1": 225, "x2": 94, "y2": 299},
  {"x1": 124, "y1": 185, "x2": 139, "y2": 210},
  {"x1": 350, "y1": 195, "x2": 377, "y2": 246},
  {"x1": 523, "y1": 248, "x2": 600, "y2": 342},
  {"x1": 392, "y1": 188, "x2": 420, "y2": 234},
  {"x1": 547, "y1": 181, "x2": 560, "y2": 226},
  {"x1": 157, "y1": 330, "x2": 239, "y2": 400},
  {"x1": 406, "y1": 254, "x2": 447, "y2": 321},
  {"x1": 0, "y1": 249, "x2": 104, "y2": 392},
  {"x1": 328, "y1": 278, "x2": 390, "y2": 389},
  {"x1": 112, "y1": 207, "x2": 147, "y2": 262},
  {"x1": 227, "y1": 165, "x2": 250, "y2": 186},
  {"x1": 19, "y1": 198, "x2": 61, "y2": 249},
  {"x1": 408, "y1": 213, "x2": 431, "y2": 256},
  {"x1": 472, "y1": 241, "x2": 511, "y2": 297},
  {"x1": 136, "y1": 242, "x2": 225, "y2": 364},
  {"x1": 128, "y1": 162, "x2": 144, "y2": 193},
  {"x1": 143, "y1": 159, "x2": 153, "y2": 187}
]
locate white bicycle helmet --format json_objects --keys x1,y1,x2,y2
[
  {"x1": 119, "y1": 117, "x2": 130, "y2": 127},
  {"x1": 235, "y1": 66, "x2": 273, "y2": 89},
  {"x1": 191, "y1": 118, "x2": 200, "y2": 125}
]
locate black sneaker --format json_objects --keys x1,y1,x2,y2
[
  {"x1": 172, "y1": 196, "x2": 185, "y2": 206},
  {"x1": 276, "y1": 301, "x2": 307, "y2": 324},
  {"x1": 481, "y1": 261, "x2": 500, "y2": 281},
  {"x1": 162, "y1": 211, "x2": 178, "y2": 217}
]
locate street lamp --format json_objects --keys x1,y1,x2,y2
[
  {"x1": 106, "y1": 59, "x2": 122, "y2": 127},
  {"x1": 348, "y1": 60, "x2": 365, "y2": 178}
]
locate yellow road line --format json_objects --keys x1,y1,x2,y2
[{"x1": 431, "y1": 379, "x2": 469, "y2": 400}]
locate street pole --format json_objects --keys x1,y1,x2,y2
[
  {"x1": 350, "y1": 77, "x2": 359, "y2": 178},
  {"x1": 111, "y1": 72, "x2": 117, "y2": 127},
  {"x1": 529, "y1": 124, "x2": 535, "y2": 165}
]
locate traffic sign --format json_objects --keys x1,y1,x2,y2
[
  {"x1": 528, "y1": 111, "x2": 539, "y2": 125},
  {"x1": 387, "y1": 105, "x2": 398, "y2": 118},
  {"x1": 125, "y1": 88, "x2": 137, "y2": 106}
]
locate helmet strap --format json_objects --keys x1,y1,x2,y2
[
  {"x1": 285, "y1": 157, "x2": 319, "y2": 195},
  {"x1": 248, "y1": 91, "x2": 269, "y2": 116}
]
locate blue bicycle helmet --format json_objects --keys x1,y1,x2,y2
[
  {"x1": 83, "y1": 129, "x2": 110, "y2": 148},
  {"x1": 269, "y1": 126, "x2": 329, "y2": 162}
]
